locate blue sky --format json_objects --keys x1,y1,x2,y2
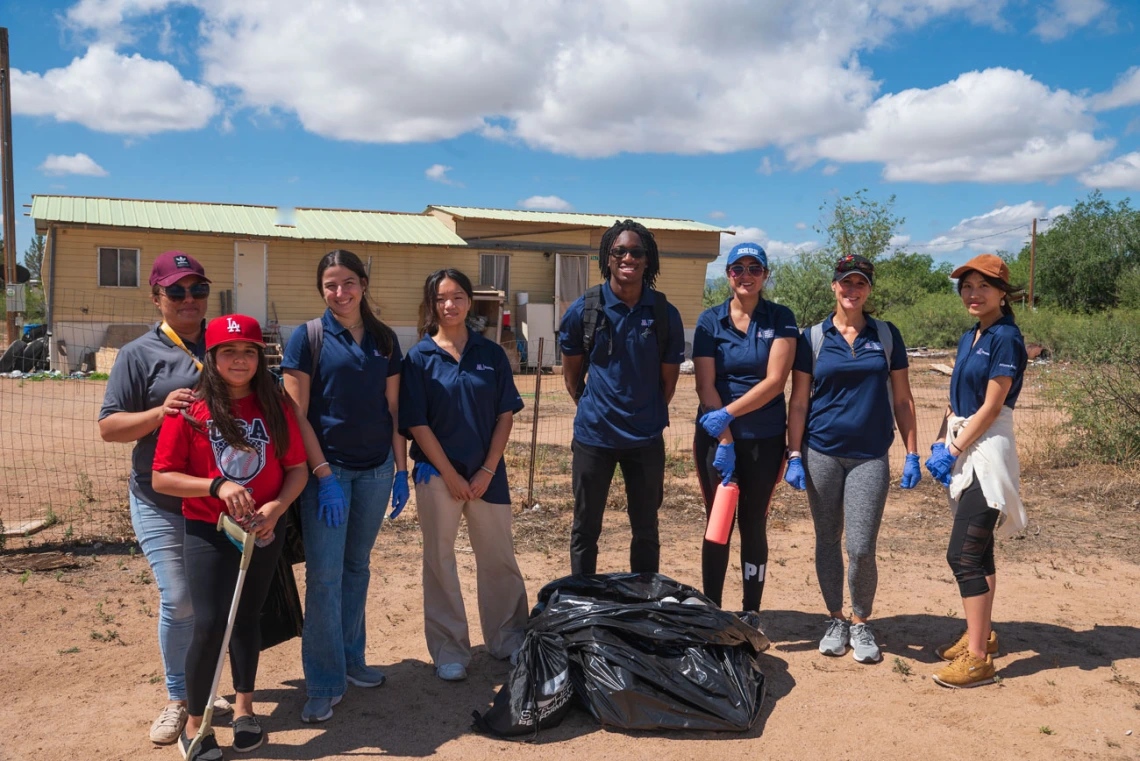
[{"x1": 4, "y1": 0, "x2": 1140, "y2": 278}]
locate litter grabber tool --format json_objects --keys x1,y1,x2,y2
[{"x1": 184, "y1": 513, "x2": 255, "y2": 760}]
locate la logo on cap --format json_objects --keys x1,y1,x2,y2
[
  {"x1": 174, "y1": 255, "x2": 191, "y2": 269},
  {"x1": 227, "y1": 317, "x2": 242, "y2": 334}
]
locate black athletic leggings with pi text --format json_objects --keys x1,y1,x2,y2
[
  {"x1": 694, "y1": 428, "x2": 785, "y2": 612},
  {"x1": 184, "y1": 517, "x2": 284, "y2": 716},
  {"x1": 946, "y1": 474, "x2": 1001, "y2": 598}
]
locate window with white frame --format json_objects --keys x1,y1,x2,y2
[
  {"x1": 479, "y1": 253, "x2": 510, "y2": 298},
  {"x1": 98, "y1": 247, "x2": 140, "y2": 287}
]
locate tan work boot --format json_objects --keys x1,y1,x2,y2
[
  {"x1": 937, "y1": 629, "x2": 999, "y2": 661},
  {"x1": 932, "y1": 651, "x2": 997, "y2": 688}
]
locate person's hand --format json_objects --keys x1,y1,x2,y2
[
  {"x1": 390, "y1": 470, "x2": 409, "y2": 519},
  {"x1": 443, "y1": 468, "x2": 475, "y2": 502},
  {"x1": 317, "y1": 472, "x2": 346, "y2": 528},
  {"x1": 160, "y1": 388, "x2": 195, "y2": 417},
  {"x1": 468, "y1": 469, "x2": 493, "y2": 500},
  {"x1": 252, "y1": 502, "x2": 281, "y2": 539},
  {"x1": 699, "y1": 407, "x2": 735, "y2": 439},
  {"x1": 901, "y1": 452, "x2": 922, "y2": 489},
  {"x1": 712, "y1": 443, "x2": 735, "y2": 486},
  {"x1": 784, "y1": 457, "x2": 806, "y2": 491},
  {"x1": 412, "y1": 461, "x2": 440, "y2": 485},
  {"x1": 925, "y1": 443, "x2": 957, "y2": 487},
  {"x1": 217, "y1": 480, "x2": 255, "y2": 518}
]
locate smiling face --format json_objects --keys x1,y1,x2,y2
[
  {"x1": 152, "y1": 275, "x2": 208, "y2": 332},
  {"x1": 321, "y1": 264, "x2": 365, "y2": 320},
  {"x1": 958, "y1": 271, "x2": 1005, "y2": 321},
  {"x1": 608, "y1": 230, "x2": 647, "y2": 288},
  {"x1": 727, "y1": 256, "x2": 768, "y2": 299},
  {"x1": 831, "y1": 272, "x2": 871, "y2": 312},
  {"x1": 434, "y1": 277, "x2": 471, "y2": 329},
  {"x1": 213, "y1": 341, "x2": 260, "y2": 389}
]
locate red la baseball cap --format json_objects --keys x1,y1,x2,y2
[
  {"x1": 206, "y1": 314, "x2": 265, "y2": 350},
  {"x1": 150, "y1": 250, "x2": 211, "y2": 287}
]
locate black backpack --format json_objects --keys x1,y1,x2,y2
[{"x1": 572, "y1": 284, "x2": 671, "y2": 402}]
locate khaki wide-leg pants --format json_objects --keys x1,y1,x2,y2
[{"x1": 416, "y1": 476, "x2": 528, "y2": 667}]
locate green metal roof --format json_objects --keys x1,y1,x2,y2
[
  {"x1": 31, "y1": 196, "x2": 467, "y2": 246},
  {"x1": 428, "y1": 205, "x2": 731, "y2": 233}
]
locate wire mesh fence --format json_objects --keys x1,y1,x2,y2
[{"x1": 0, "y1": 299, "x2": 1052, "y2": 548}]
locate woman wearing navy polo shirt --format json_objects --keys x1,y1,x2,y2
[
  {"x1": 694, "y1": 242, "x2": 797, "y2": 614},
  {"x1": 785, "y1": 254, "x2": 921, "y2": 664},
  {"x1": 281, "y1": 250, "x2": 408, "y2": 723},
  {"x1": 400, "y1": 268, "x2": 528, "y2": 682},
  {"x1": 926, "y1": 254, "x2": 1027, "y2": 689}
]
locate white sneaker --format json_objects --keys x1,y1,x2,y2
[
  {"x1": 149, "y1": 703, "x2": 187, "y2": 745},
  {"x1": 818, "y1": 617, "x2": 850, "y2": 656},
  {"x1": 211, "y1": 696, "x2": 233, "y2": 716},
  {"x1": 435, "y1": 663, "x2": 467, "y2": 681}
]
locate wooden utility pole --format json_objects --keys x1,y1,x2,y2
[
  {"x1": 1028, "y1": 217, "x2": 1037, "y2": 309},
  {"x1": 0, "y1": 27, "x2": 18, "y2": 343}
]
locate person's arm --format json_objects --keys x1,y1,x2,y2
[
  {"x1": 282, "y1": 368, "x2": 332, "y2": 478},
  {"x1": 99, "y1": 388, "x2": 195, "y2": 443},
  {"x1": 660, "y1": 363, "x2": 681, "y2": 405},
  {"x1": 562, "y1": 353, "x2": 585, "y2": 402},
  {"x1": 946, "y1": 376, "x2": 1014, "y2": 456},
  {"x1": 468, "y1": 412, "x2": 513, "y2": 499},
  {"x1": 251, "y1": 463, "x2": 308, "y2": 539},
  {"x1": 694, "y1": 356, "x2": 732, "y2": 446},
  {"x1": 407, "y1": 425, "x2": 474, "y2": 501},
  {"x1": 890, "y1": 368, "x2": 919, "y2": 454},
  {"x1": 786, "y1": 370, "x2": 811, "y2": 454},
  {"x1": 387, "y1": 373, "x2": 408, "y2": 472},
  {"x1": 722, "y1": 336, "x2": 797, "y2": 419}
]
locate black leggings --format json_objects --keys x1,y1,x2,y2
[
  {"x1": 946, "y1": 474, "x2": 1000, "y2": 598},
  {"x1": 694, "y1": 428, "x2": 785, "y2": 612},
  {"x1": 184, "y1": 517, "x2": 284, "y2": 716}
]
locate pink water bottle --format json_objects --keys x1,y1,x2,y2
[{"x1": 705, "y1": 480, "x2": 740, "y2": 545}]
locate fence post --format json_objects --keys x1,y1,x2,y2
[{"x1": 526, "y1": 337, "x2": 544, "y2": 508}]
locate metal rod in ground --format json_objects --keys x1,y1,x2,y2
[{"x1": 526, "y1": 337, "x2": 544, "y2": 508}]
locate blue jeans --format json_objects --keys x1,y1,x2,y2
[
  {"x1": 129, "y1": 492, "x2": 194, "y2": 701},
  {"x1": 300, "y1": 453, "x2": 394, "y2": 698}
]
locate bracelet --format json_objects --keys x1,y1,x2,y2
[
  {"x1": 312, "y1": 461, "x2": 330, "y2": 476},
  {"x1": 948, "y1": 441, "x2": 962, "y2": 455},
  {"x1": 787, "y1": 450, "x2": 802, "y2": 460},
  {"x1": 209, "y1": 476, "x2": 227, "y2": 498},
  {"x1": 479, "y1": 465, "x2": 496, "y2": 476}
]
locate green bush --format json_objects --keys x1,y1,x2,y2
[
  {"x1": 1117, "y1": 266, "x2": 1140, "y2": 310},
  {"x1": 1019, "y1": 307, "x2": 1140, "y2": 358},
  {"x1": 881, "y1": 292, "x2": 974, "y2": 348}
]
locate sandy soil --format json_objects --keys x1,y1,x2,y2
[{"x1": 2, "y1": 469, "x2": 1139, "y2": 761}]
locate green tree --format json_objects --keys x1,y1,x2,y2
[
  {"x1": 817, "y1": 189, "x2": 905, "y2": 262},
  {"x1": 24, "y1": 235, "x2": 45, "y2": 282},
  {"x1": 703, "y1": 276, "x2": 731, "y2": 308},
  {"x1": 768, "y1": 248, "x2": 835, "y2": 326},
  {"x1": 873, "y1": 252, "x2": 952, "y2": 313}
]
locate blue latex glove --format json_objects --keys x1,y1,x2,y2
[
  {"x1": 412, "y1": 461, "x2": 441, "y2": 485},
  {"x1": 784, "y1": 456, "x2": 806, "y2": 491},
  {"x1": 712, "y1": 443, "x2": 736, "y2": 486},
  {"x1": 925, "y1": 443, "x2": 957, "y2": 487},
  {"x1": 699, "y1": 407, "x2": 735, "y2": 439},
  {"x1": 390, "y1": 470, "x2": 409, "y2": 519},
  {"x1": 316, "y1": 473, "x2": 346, "y2": 528},
  {"x1": 901, "y1": 452, "x2": 922, "y2": 489}
]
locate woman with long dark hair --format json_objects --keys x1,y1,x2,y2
[
  {"x1": 281, "y1": 249, "x2": 407, "y2": 722},
  {"x1": 153, "y1": 314, "x2": 308, "y2": 759},
  {"x1": 926, "y1": 254, "x2": 1027, "y2": 689},
  {"x1": 400, "y1": 268, "x2": 527, "y2": 682}
]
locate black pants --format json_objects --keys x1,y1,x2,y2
[
  {"x1": 184, "y1": 517, "x2": 284, "y2": 716},
  {"x1": 946, "y1": 474, "x2": 1000, "y2": 598},
  {"x1": 694, "y1": 428, "x2": 785, "y2": 611},
  {"x1": 570, "y1": 436, "x2": 665, "y2": 575}
]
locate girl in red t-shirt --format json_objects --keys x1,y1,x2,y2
[{"x1": 153, "y1": 314, "x2": 306, "y2": 760}]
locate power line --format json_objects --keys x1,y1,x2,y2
[{"x1": 907, "y1": 223, "x2": 1031, "y2": 250}]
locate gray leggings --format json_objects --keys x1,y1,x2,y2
[{"x1": 804, "y1": 448, "x2": 891, "y2": 619}]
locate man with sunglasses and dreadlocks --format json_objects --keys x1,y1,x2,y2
[{"x1": 559, "y1": 220, "x2": 685, "y2": 576}]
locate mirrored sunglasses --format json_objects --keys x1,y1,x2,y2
[
  {"x1": 727, "y1": 263, "x2": 767, "y2": 278},
  {"x1": 609, "y1": 246, "x2": 648, "y2": 260},
  {"x1": 163, "y1": 283, "x2": 211, "y2": 301}
]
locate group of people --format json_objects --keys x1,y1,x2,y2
[{"x1": 99, "y1": 217, "x2": 1027, "y2": 760}]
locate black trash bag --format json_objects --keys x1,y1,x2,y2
[
  {"x1": 280, "y1": 499, "x2": 305, "y2": 566},
  {"x1": 21, "y1": 337, "x2": 49, "y2": 372},
  {"x1": 471, "y1": 630, "x2": 574, "y2": 738},
  {"x1": 259, "y1": 549, "x2": 304, "y2": 650},
  {"x1": 0, "y1": 339, "x2": 26, "y2": 373}
]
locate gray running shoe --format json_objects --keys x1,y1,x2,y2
[
  {"x1": 819, "y1": 617, "x2": 850, "y2": 656},
  {"x1": 850, "y1": 622, "x2": 882, "y2": 663}
]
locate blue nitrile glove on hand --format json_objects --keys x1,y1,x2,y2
[
  {"x1": 784, "y1": 456, "x2": 806, "y2": 491},
  {"x1": 925, "y1": 443, "x2": 957, "y2": 487},
  {"x1": 712, "y1": 443, "x2": 736, "y2": 486},
  {"x1": 412, "y1": 461, "x2": 441, "y2": 485},
  {"x1": 901, "y1": 452, "x2": 922, "y2": 489},
  {"x1": 317, "y1": 473, "x2": 346, "y2": 528},
  {"x1": 390, "y1": 470, "x2": 409, "y2": 519},
  {"x1": 699, "y1": 408, "x2": 735, "y2": 439}
]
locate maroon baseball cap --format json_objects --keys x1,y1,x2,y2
[{"x1": 149, "y1": 250, "x2": 210, "y2": 287}]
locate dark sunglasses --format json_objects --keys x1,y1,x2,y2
[
  {"x1": 835, "y1": 256, "x2": 874, "y2": 276},
  {"x1": 727, "y1": 264, "x2": 767, "y2": 278},
  {"x1": 609, "y1": 246, "x2": 648, "y2": 260},
  {"x1": 162, "y1": 283, "x2": 211, "y2": 301}
]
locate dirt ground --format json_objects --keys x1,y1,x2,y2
[{"x1": 2, "y1": 465, "x2": 1139, "y2": 761}]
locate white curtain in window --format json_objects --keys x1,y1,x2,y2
[{"x1": 480, "y1": 254, "x2": 510, "y2": 295}]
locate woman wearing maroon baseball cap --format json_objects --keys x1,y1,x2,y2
[
  {"x1": 98, "y1": 251, "x2": 237, "y2": 745},
  {"x1": 926, "y1": 254, "x2": 1027, "y2": 689}
]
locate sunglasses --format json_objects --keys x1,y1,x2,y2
[
  {"x1": 162, "y1": 283, "x2": 211, "y2": 301},
  {"x1": 609, "y1": 246, "x2": 648, "y2": 260},
  {"x1": 727, "y1": 264, "x2": 767, "y2": 278},
  {"x1": 835, "y1": 256, "x2": 874, "y2": 276}
]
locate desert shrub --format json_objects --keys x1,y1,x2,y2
[{"x1": 881, "y1": 292, "x2": 974, "y2": 348}]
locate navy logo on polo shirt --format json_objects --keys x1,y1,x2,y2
[
  {"x1": 174, "y1": 255, "x2": 191, "y2": 269},
  {"x1": 758, "y1": 328, "x2": 775, "y2": 339},
  {"x1": 209, "y1": 417, "x2": 269, "y2": 486},
  {"x1": 976, "y1": 348, "x2": 990, "y2": 356},
  {"x1": 475, "y1": 363, "x2": 493, "y2": 371},
  {"x1": 866, "y1": 341, "x2": 883, "y2": 352}
]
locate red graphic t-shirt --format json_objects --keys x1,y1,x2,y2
[{"x1": 153, "y1": 394, "x2": 306, "y2": 524}]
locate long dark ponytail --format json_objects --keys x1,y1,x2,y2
[{"x1": 316, "y1": 249, "x2": 396, "y2": 357}]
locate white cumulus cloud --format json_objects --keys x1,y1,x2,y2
[
  {"x1": 1033, "y1": 0, "x2": 1111, "y2": 41},
  {"x1": 922, "y1": 201, "x2": 1070, "y2": 255},
  {"x1": 1079, "y1": 152, "x2": 1140, "y2": 189},
  {"x1": 38, "y1": 153, "x2": 109, "y2": 176},
  {"x1": 519, "y1": 195, "x2": 573, "y2": 212},
  {"x1": 715, "y1": 226, "x2": 818, "y2": 265},
  {"x1": 1092, "y1": 66, "x2": 1140, "y2": 111},
  {"x1": 425, "y1": 164, "x2": 463, "y2": 187}
]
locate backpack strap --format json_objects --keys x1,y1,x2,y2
[
  {"x1": 808, "y1": 322, "x2": 824, "y2": 377},
  {"x1": 651, "y1": 289, "x2": 670, "y2": 363},
  {"x1": 305, "y1": 318, "x2": 324, "y2": 379},
  {"x1": 869, "y1": 317, "x2": 896, "y2": 423},
  {"x1": 573, "y1": 285, "x2": 605, "y2": 402}
]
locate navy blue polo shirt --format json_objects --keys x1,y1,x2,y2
[
  {"x1": 559, "y1": 282, "x2": 685, "y2": 450},
  {"x1": 399, "y1": 330, "x2": 525, "y2": 505},
  {"x1": 281, "y1": 309, "x2": 403, "y2": 470},
  {"x1": 793, "y1": 315, "x2": 908, "y2": 459},
  {"x1": 692, "y1": 299, "x2": 799, "y2": 439},
  {"x1": 950, "y1": 315, "x2": 1027, "y2": 418}
]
